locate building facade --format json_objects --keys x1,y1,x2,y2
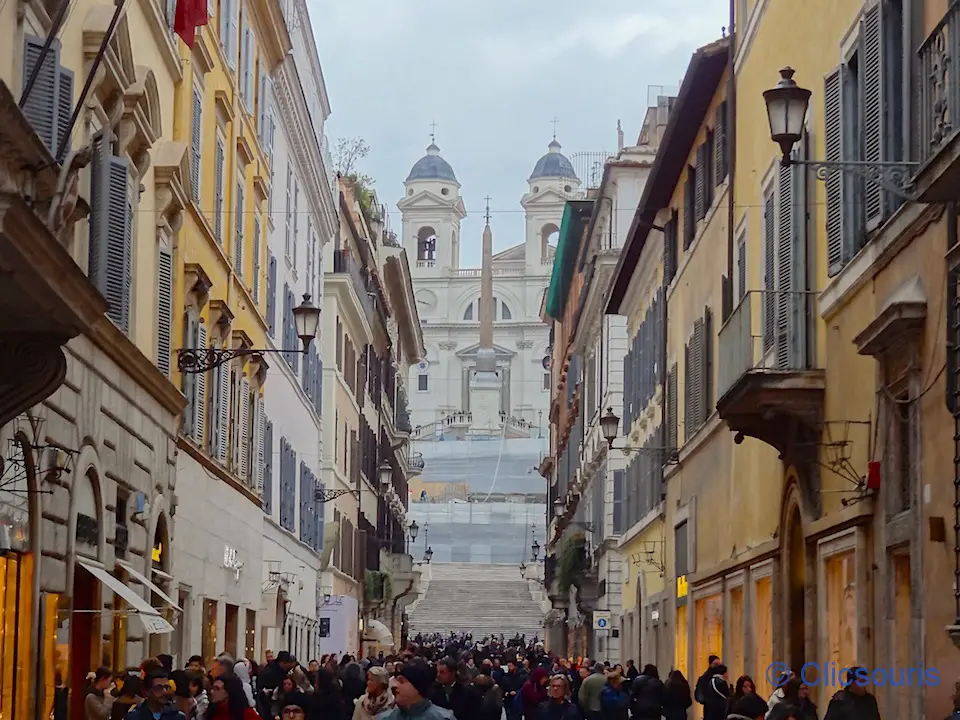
[
  {"x1": 401, "y1": 141, "x2": 571, "y2": 435},
  {"x1": 259, "y1": 0, "x2": 336, "y2": 662},
  {"x1": 0, "y1": 0, "x2": 187, "y2": 717},
  {"x1": 170, "y1": 0, "x2": 287, "y2": 666}
]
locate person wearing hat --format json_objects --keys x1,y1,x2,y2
[{"x1": 384, "y1": 663, "x2": 452, "y2": 720}]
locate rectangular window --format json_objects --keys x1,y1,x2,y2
[
  {"x1": 418, "y1": 374, "x2": 428, "y2": 392},
  {"x1": 675, "y1": 521, "x2": 688, "y2": 576},
  {"x1": 542, "y1": 372, "x2": 550, "y2": 391}
]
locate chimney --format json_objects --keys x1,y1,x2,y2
[
  {"x1": 656, "y1": 96, "x2": 672, "y2": 145},
  {"x1": 617, "y1": 120, "x2": 624, "y2": 153}
]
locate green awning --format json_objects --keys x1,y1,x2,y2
[{"x1": 545, "y1": 200, "x2": 593, "y2": 320}]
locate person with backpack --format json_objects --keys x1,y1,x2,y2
[
  {"x1": 629, "y1": 665, "x2": 663, "y2": 720},
  {"x1": 694, "y1": 657, "x2": 722, "y2": 706},
  {"x1": 699, "y1": 665, "x2": 730, "y2": 720}
]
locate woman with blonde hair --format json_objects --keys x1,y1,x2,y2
[{"x1": 352, "y1": 666, "x2": 395, "y2": 720}]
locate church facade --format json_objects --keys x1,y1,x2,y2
[{"x1": 400, "y1": 140, "x2": 582, "y2": 434}]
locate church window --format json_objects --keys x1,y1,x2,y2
[
  {"x1": 417, "y1": 374, "x2": 429, "y2": 392},
  {"x1": 441, "y1": 188, "x2": 449, "y2": 196},
  {"x1": 417, "y1": 227, "x2": 437, "y2": 262},
  {"x1": 407, "y1": 189, "x2": 413, "y2": 196},
  {"x1": 543, "y1": 373, "x2": 551, "y2": 391},
  {"x1": 564, "y1": 185, "x2": 572, "y2": 193},
  {"x1": 501, "y1": 302, "x2": 512, "y2": 320},
  {"x1": 533, "y1": 186, "x2": 539, "y2": 193},
  {"x1": 463, "y1": 304, "x2": 473, "y2": 321}
]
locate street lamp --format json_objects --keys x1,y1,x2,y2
[
  {"x1": 423, "y1": 546, "x2": 433, "y2": 564},
  {"x1": 178, "y1": 293, "x2": 321, "y2": 373},
  {"x1": 531, "y1": 539, "x2": 540, "y2": 561},
  {"x1": 600, "y1": 407, "x2": 620, "y2": 449},
  {"x1": 378, "y1": 462, "x2": 392, "y2": 492},
  {"x1": 761, "y1": 67, "x2": 919, "y2": 199},
  {"x1": 553, "y1": 497, "x2": 564, "y2": 519},
  {"x1": 408, "y1": 520, "x2": 419, "y2": 542}
]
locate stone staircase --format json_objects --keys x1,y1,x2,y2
[{"x1": 408, "y1": 562, "x2": 545, "y2": 638}]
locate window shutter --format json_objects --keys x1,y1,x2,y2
[
  {"x1": 291, "y1": 290, "x2": 300, "y2": 372},
  {"x1": 257, "y1": 70, "x2": 267, "y2": 139},
  {"x1": 737, "y1": 237, "x2": 747, "y2": 301},
  {"x1": 701, "y1": 307, "x2": 712, "y2": 415},
  {"x1": 217, "y1": 360, "x2": 230, "y2": 462},
  {"x1": 157, "y1": 246, "x2": 173, "y2": 376},
  {"x1": 228, "y1": 0, "x2": 238, "y2": 68},
  {"x1": 316, "y1": 355, "x2": 323, "y2": 416},
  {"x1": 282, "y1": 283, "x2": 291, "y2": 366},
  {"x1": 292, "y1": 181, "x2": 299, "y2": 267},
  {"x1": 238, "y1": 377, "x2": 250, "y2": 479},
  {"x1": 861, "y1": 4, "x2": 884, "y2": 228},
  {"x1": 253, "y1": 391, "x2": 263, "y2": 491},
  {"x1": 219, "y1": 0, "x2": 230, "y2": 55},
  {"x1": 214, "y1": 138, "x2": 225, "y2": 242},
  {"x1": 191, "y1": 89, "x2": 202, "y2": 201},
  {"x1": 285, "y1": 164, "x2": 293, "y2": 257},
  {"x1": 683, "y1": 343, "x2": 691, "y2": 442},
  {"x1": 253, "y1": 215, "x2": 261, "y2": 303},
  {"x1": 194, "y1": 323, "x2": 208, "y2": 444},
  {"x1": 691, "y1": 318, "x2": 704, "y2": 432},
  {"x1": 267, "y1": 252, "x2": 276, "y2": 335},
  {"x1": 240, "y1": 20, "x2": 250, "y2": 106},
  {"x1": 776, "y1": 161, "x2": 794, "y2": 368},
  {"x1": 694, "y1": 145, "x2": 705, "y2": 220},
  {"x1": 666, "y1": 362, "x2": 678, "y2": 451},
  {"x1": 824, "y1": 69, "x2": 844, "y2": 276},
  {"x1": 235, "y1": 180, "x2": 244, "y2": 278},
  {"x1": 704, "y1": 132, "x2": 714, "y2": 209},
  {"x1": 683, "y1": 174, "x2": 695, "y2": 249},
  {"x1": 89, "y1": 152, "x2": 133, "y2": 333},
  {"x1": 181, "y1": 313, "x2": 198, "y2": 436},
  {"x1": 22, "y1": 36, "x2": 58, "y2": 156},
  {"x1": 54, "y1": 66, "x2": 74, "y2": 159},
  {"x1": 762, "y1": 189, "x2": 775, "y2": 352},
  {"x1": 302, "y1": 340, "x2": 311, "y2": 391},
  {"x1": 663, "y1": 214, "x2": 676, "y2": 286},
  {"x1": 165, "y1": 0, "x2": 176, "y2": 33},
  {"x1": 263, "y1": 418, "x2": 273, "y2": 513},
  {"x1": 715, "y1": 101, "x2": 727, "y2": 183}
]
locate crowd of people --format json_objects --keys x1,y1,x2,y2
[{"x1": 78, "y1": 639, "x2": 887, "y2": 720}]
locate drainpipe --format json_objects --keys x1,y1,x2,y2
[
  {"x1": 726, "y1": 0, "x2": 737, "y2": 300},
  {"x1": 948, "y1": 204, "x2": 959, "y2": 629},
  {"x1": 391, "y1": 578, "x2": 416, "y2": 650}
]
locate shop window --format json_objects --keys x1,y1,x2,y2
[
  {"x1": 675, "y1": 603, "x2": 688, "y2": 681},
  {"x1": 824, "y1": 550, "x2": 857, "y2": 670},
  {"x1": 0, "y1": 553, "x2": 35, "y2": 720},
  {"x1": 694, "y1": 594, "x2": 723, "y2": 682},
  {"x1": 727, "y1": 585, "x2": 744, "y2": 680},
  {"x1": 202, "y1": 599, "x2": 218, "y2": 667},
  {"x1": 753, "y1": 575, "x2": 773, "y2": 698},
  {"x1": 224, "y1": 603, "x2": 239, "y2": 658}
]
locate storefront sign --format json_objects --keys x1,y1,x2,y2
[
  {"x1": 676, "y1": 574, "x2": 688, "y2": 598},
  {"x1": 223, "y1": 546, "x2": 243, "y2": 580}
]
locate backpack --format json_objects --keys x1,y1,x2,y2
[
  {"x1": 511, "y1": 689, "x2": 524, "y2": 715},
  {"x1": 694, "y1": 678, "x2": 706, "y2": 705}
]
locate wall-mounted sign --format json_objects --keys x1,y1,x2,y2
[
  {"x1": 676, "y1": 574, "x2": 688, "y2": 599},
  {"x1": 651, "y1": 608, "x2": 660, "y2": 622},
  {"x1": 592, "y1": 610, "x2": 611, "y2": 630},
  {"x1": 223, "y1": 546, "x2": 243, "y2": 580}
]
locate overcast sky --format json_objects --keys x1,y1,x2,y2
[{"x1": 311, "y1": 0, "x2": 729, "y2": 267}]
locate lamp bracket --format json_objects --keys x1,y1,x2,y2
[
  {"x1": 178, "y1": 347, "x2": 310, "y2": 374},
  {"x1": 789, "y1": 159, "x2": 921, "y2": 201},
  {"x1": 316, "y1": 487, "x2": 361, "y2": 503}
]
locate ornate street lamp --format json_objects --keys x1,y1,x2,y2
[
  {"x1": 408, "y1": 520, "x2": 419, "y2": 542},
  {"x1": 423, "y1": 546, "x2": 433, "y2": 564},
  {"x1": 600, "y1": 407, "x2": 620, "y2": 449},
  {"x1": 553, "y1": 497, "x2": 564, "y2": 519},
  {"x1": 761, "y1": 67, "x2": 919, "y2": 198},
  {"x1": 178, "y1": 293, "x2": 321, "y2": 373},
  {"x1": 531, "y1": 539, "x2": 540, "y2": 561},
  {"x1": 378, "y1": 462, "x2": 392, "y2": 492}
]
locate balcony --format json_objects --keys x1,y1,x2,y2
[
  {"x1": 917, "y1": 1, "x2": 960, "y2": 202},
  {"x1": 716, "y1": 290, "x2": 824, "y2": 454},
  {"x1": 409, "y1": 452, "x2": 424, "y2": 474},
  {"x1": 332, "y1": 249, "x2": 376, "y2": 324},
  {"x1": 395, "y1": 392, "x2": 412, "y2": 434}
]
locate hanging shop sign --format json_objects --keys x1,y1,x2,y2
[{"x1": 676, "y1": 574, "x2": 688, "y2": 599}]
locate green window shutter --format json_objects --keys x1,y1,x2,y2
[
  {"x1": 194, "y1": 322, "x2": 208, "y2": 444},
  {"x1": 666, "y1": 362, "x2": 678, "y2": 451},
  {"x1": 860, "y1": 3, "x2": 884, "y2": 228},
  {"x1": 762, "y1": 188, "x2": 775, "y2": 352},
  {"x1": 683, "y1": 342, "x2": 692, "y2": 442},
  {"x1": 235, "y1": 180, "x2": 244, "y2": 278},
  {"x1": 694, "y1": 145, "x2": 705, "y2": 220},
  {"x1": 214, "y1": 138, "x2": 225, "y2": 242},
  {"x1": 824, "y1": 68, "x2": 844, "y2": 275},
  {"x1": 157, "y1": 246, "x2": 174, "y2": 376},
  {"x1": 191, "y1": 89, "x2": 202, "y2": 202}
]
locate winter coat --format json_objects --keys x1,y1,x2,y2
[
  {"x1": 520, "y1": 671, "x2": 550, "y2": 720},
  {"x1": 661, "y1": 682, "x2": 692, "y2": 720},
  {"x1": 125, "y1": 703, "x2": 186, "y2": 720},
  {"x1": 233, "y1": 663, "x2": 256, "y2": 708},
  {"x1": 577, "y1": 674, "x2": 606, "y2": 714},
  {"x1": 430, "y1": 682, "x2": 482, "y2": 720},
  {"x1": 382, "y1": 700, "x2": 453, "y2": 720},
  {"x1": 629, "y1": 675, "x2": 664, "y2": 720},
  {"x1": 599, "y1": 685, "x2": 630, "y2": 720},
  {"x1": 823, "y1": 689, "x2": 880, "y2": 720},
  {"x1": 474, "y1": 675, "x2": 504, "y2": 720},
  {"x1": 701, "y1": 676, "x2": 729, "y2": 720},
  {"x1": 536, "y1": 699, "x2": 583, "y2": 720},
  {"x1": 86, "y1": 690, "x2": 115, "y2": 720},
  {"x1": 352, "y1": 690, "x2": 397, "y2": 720}
]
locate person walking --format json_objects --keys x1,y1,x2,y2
[
  {"x1": 127, "y1": 671, "x2": 187, "y2": 720},
  {"x1": 353, "y1": 666, "x2": 396, "y2": 720},
  {"x1": 629, "y1": 665, "x2": 663, "y2": 720},
  {"x1": 661, "y1": 671, "x2": 692, "y2": 720},
  {"x1": 822, "y1": 669, "x2": 880, "y2": 720},
  {"x1": 384, "y1": 664, "x2": 452, "y2": 720},
  {"x1": 536, "y1": 674, "x2": 581, "y2": 720},
  {"x1": 701, "y1": 665, "x2": 730, "y2": 720}
]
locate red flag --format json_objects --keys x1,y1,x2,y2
[{"x1": 174, "y1": 0, "x2": 209, "y2": 48}]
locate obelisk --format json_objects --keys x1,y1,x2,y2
[{"x1": 470, "y1": 197, "x2": 502, "y2": 433}]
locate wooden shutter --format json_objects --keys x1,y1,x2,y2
[
  {"x1": 316, "y1": 355, "x2": 323, "y2": 416},
  {"x1": 776, "y1": 161, "x2": 794, "y2": 368},
  {"x1": 55, "y1": 65, "x2": 74, "y2": 159},
  {"x1": 824, "y1": 68, "x2": 844, "y2": 276},
  {"x1": 292, "y1": 181, "x2": 299, "y2": 267},
  {"x1": 214, "y1": 137, "x2": 225, "y2": 242},
  {"x1": 715, "y1": 101, "x2": 727, "y2": 183},
  {"x1": 762, "y1": 188, "x2": 776, "y2": 352},
  {"x1": 737, "y1": 237, "x2": 747, "y2": 301},
  {"x1": 157, "y1": 246, "x2": 173, "y2": 376},
  {"x1": 291, "y1": 289, "x2": 300, "y2": 372},
  {"x1": 219, "y1": 0, "x2": 230, "y2": 55},
  {"x1": 22, "y1": 36, "x2": 73, "y2": 158},
  {"x1": 239, "y1": 377, "x2": 250, "y2": 479},
  {"x1": 191, "y1": 89, "x2": 202, "y2": 201},
  {"x1": 254, "y1": 392, "x2": 264, "y2": 492},
  {"x1": 257, "y1": 70, "x2": 268, "y2": 141},
  {"x1": 683, "y1": 174, "x2": 695, "y2": 249},
  {"x1": 217, "y1": 361, "x2": 230, "y2": 462},
  {"x1": 263, "y1": 418, "x2": 273, "y2": 513},
  {"x1": 860, "y1": 4, "x2": 884, "y2": 228},
  {"x1": 181, "y1": 313, "x2": 197, "y2": 436},
  {"x1": 683, "y1": 343, "x2": 692, "y2": 442},
  {"x1": 228, "y1": 0, "x2": 238, "y2": 66},
  {"x1": 690, "y1": 319, "x2": 704, "y2": 432},
  {"x1": 253, "y1": 215, "x2": 261, "y2": 303},
  {"x1": 285, "y1": 164, "x2": 293, "y2": 257},
  {"x1": 704, "y1": 132, "x2": 714, "y2": 209},
  {"x1": 299, "y1": 462, "x2": 308, "y2": 542},
  {"x1": 695, "y1": 145, "x2": 705, "y2": 220},
  {"x1": 267, "y1": 252, "x2": 276, "y2": 335},
  {"x1": 235, "y1": 180, "x2": 244, "y2": 278},
  {"x1": 89, "y1": 149, "x2": 132, "y2": 333},
  {"x1": 240, "y1": 20, "x2": 251, "y2": 109},
  {"x1": 666, "y1": 363, "x2": 678, "y2": 451},
  {"x1": 701, "y1": 307, "x2": 713, "y2": 415},
  {"x1": 622, "y1": 350, "x2": 632, "y2": 433},
  {"x1": 194, "y1": 323, "x2": 208, "y2": 444}
]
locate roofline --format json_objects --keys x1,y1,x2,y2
[
  {"x1": 577, "y1": 159, "x2": 654, "y2": 269},
  {"x1": 605, "y1": 37, "x2": 730, "y2": 315}
]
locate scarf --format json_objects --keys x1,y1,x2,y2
[{"x1": 361, "y1": 689, "x2": 395, "y2": 718}]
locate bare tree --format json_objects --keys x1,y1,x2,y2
[{"x1": 334, "y1": 136, "x2": 374, "y2": 187}]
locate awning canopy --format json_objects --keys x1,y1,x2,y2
[
  {"x1": 78, "y1": 559, "x2": 173, "y2": 635},
  {"x1": 366, "y1": 618, "x2": 395, "y2": 646},
  {"x1": 117, "y1": 560, "x2": 181, "y2": 611}
]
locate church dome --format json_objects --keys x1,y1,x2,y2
[
  {"x1": 530, "y1": 139, "x2": 578, "y2": 181},
  {"x1": 406, "y1": 143, "x2": 458, "y2": 182}
]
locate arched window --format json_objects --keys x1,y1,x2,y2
[
  {"x1": 464, "y1": 297, "x2": 512, "y2": 321},
  {"x1": 463, "y1": 303, "x2": 474, "y2": 320},
  {"x1": 501, "y1": 302, "x2": 512, "y2": 320},
  {"x1": 417, "y1": 226, "x2": 437, "y2": 262}
]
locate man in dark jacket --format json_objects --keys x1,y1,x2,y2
[
  {"x1": 624, "y1": 661, "x2": 640, "y2": 681},
  {"x1": 823, "y1": 669, "x2": 881, "y2": 720},
  {"x1": 694, "y1": 656, "x2": 721, "y2": 706},
  {"x1": 630, "y1": 665, "x2": 664, "y2": 720},
  {"x1": 127, "y1": 671, "x2": 185, "y2": 720},
  {"x1": 499, "y1": 660, "x2": 525, "y2": 720},
  {"x1": 431, "y1": 657, "x2": 481, "y2": 720},
  {"x1": 700, "y1": 664, "x2": 730, "y2": 720}
]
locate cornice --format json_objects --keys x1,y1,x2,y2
[
  {"x1": 273, "y1": 63, "x2": 337, "y2": 243},
  {"x1": 290, "y1": 0, "x2": 331, "y2": 119}
]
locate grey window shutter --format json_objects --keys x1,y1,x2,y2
[
  {"x1": 235, "y1": 181, "x2": 244, "y2": 278},
  {"x1": 695, "y1": 145, "x2": 705, "y2": 220},
  {"x1": 90, "y1": 149, "x2": 132, "y2": 333},
  {"x1": 216, "y1": 360, "x2": 230, "y2": 462},
  {"x1": 181, "y1": 312, "x2": 197, "y2": 436},
  {"x1": 683, "y1": 343, "x2": 691, "y2": 442},
  {"x1": 257, "y1": 70, "x2": 267, "y2": 141},
  {"x1": 667, "y1": 362, "x2": 678, "y2": 451},
  {"x1": 214, "y1": 138, "x2": 225, "y2": 242},
  {"x1": 683, "y1": 173, "x2": 695, "y2": 249},
  {"x1": 22, "y1": 36, "x2": 58, "y2": 155},
  {"x1": 824, "y1": 69, "x2": 844, "y2": 275},
  {"x1": 194, "y1": 322, "x2": 208, "y2": 444},
  {"x1": 317, "y1": 355, "x2": 323, "y2": 416},
  {"x1": 263, "y1": 418, "x2": 273, "y2": 514},
  {"x1": 691, "y1": 318, "x2": 704, "y2": 432},
  {"x1": 715, "y1": 101, "x2": 727, "y2": 183},
  {"x1": 55, "y1": 66, "x2": 74, "y2": 159},
  {"x1": 266, "y1": 252, "x2": 276, "y2": 335},
  {"x1": 165, "y1": 0, "x2": 176, "y2": 33},
  {"x1": 291, "y1": 290, "x2": 300, "y2": 372},
  {"x1": 191, "y1": 89, "x2": 202, "y2": 201},
  {"x1": 702, "y1": 307, "x2": 712, "y2": 414},
  {"x1": 299, "y1": 461, "x2": 307, "y2": 541},
  {"x1": 157, "y1": 246, "x2": 173, "y2": 376},
  {"x1": 253, "y1": 216, "x2": 261, "y2": 302},
  {"x1": 622, "y1": 351, "x2": 631, "y2": 433},
  {"x1": 860, "y1": 3, "x2": 884, "y2": 229},
  {"x1": 776, "y1": 160, "x2": 794, "y2": 368},
  {"x1": 219, "y1": 0, "x2": 230, "y2": 57},
  {"x1": 762, "y1": 189, "x2": 775, "y2": 352},
  {"x1": 282, "y1": 282, "x2": 291, "y2": 367},
  {"x1": 737, "y1": 237, "x2": 747, "y2": 301},
  {"x1": 228, "y1": 0, "x2": 238, "y2": 68}
]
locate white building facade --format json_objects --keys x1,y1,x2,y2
[
  {"x1": 260, "y1": 0, "x2": 337, "y2": 662},
  {"x1": 401, "y1": 141, "x2": 580, "y2": 433}
]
